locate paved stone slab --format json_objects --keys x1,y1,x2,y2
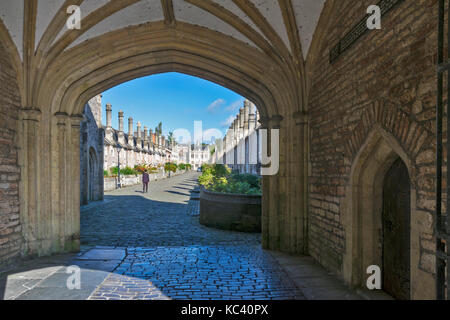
[
  {"x1": 2, "y1": 172, "x2": 363, "y2": 300},
  {"x1": 16, "y1": 286, "x2": 98, "y2": 300},
  {"x1": 71, "y1": 260, "x2": 121, "y2": 273},
  {"x1": 0, "y1": 279, "x2": 42, "y2": 300},
  {"x1": 90, "y1": 245, "x2": 305, "y2": 300},
  {"x1": 76, "y1": 248, "x2": 125, "y2": 261},
  {"x1": 81, "y1": 172, "x2": 305, "y2": 300},
  {"x1": 267, "y1": 251, "x2": 363, "y2": 300}
]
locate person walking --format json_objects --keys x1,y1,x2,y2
[{"x1": 142, "y1": 169, "x2": 149, "y2": 193}]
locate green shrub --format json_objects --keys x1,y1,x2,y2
[
  {"x1": 103, "y1": 170, "x2": 109, "y2": 177},
  {"x1": 198, "y1": 172, "x2": 214, "y2": 187},
  {"x1": 108, "y1": 166, "x2": 138, "y2": 176},
  {"x1": 164, "y1": 162, "x2": 178, "y2": 173},
  {"x1": 120, "y1": 166, "x2": 137, "y2": 176},
  {"x1": 230, "y1": 173, "x2": 260, "y2": 189},
  {"x1": 198, "y1": 164, "x2": 261, "y2": 195}
]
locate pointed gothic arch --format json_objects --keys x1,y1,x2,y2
[{"x1": 341, "y1": 125, "x2": 434, "y2": 299}]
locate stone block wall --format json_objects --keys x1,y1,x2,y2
[
  {"x1": 307, "y1": 0, "x2": 438, "y2": 288},
  {"x1": 0, "y1": 41, "x2": 21, "y2": 270},
  {"x1": 80, "y1": 96, "x2": 104, "y2": 205}
]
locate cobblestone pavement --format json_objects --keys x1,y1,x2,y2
[
  {"x1": 82, "y1": 172, "x2": 305, "y2": 300},
  {"x1": 81, "y1": 172, "x2": 259, "y2": 247}
]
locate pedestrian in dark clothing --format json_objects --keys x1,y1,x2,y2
[{"x1": 143, "y1": 170, "x2": 149, "y2": 193}]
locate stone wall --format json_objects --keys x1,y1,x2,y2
[
  {"x1": 0, "y1": 41, "x2": 21, "y2": 270},
  {"x1": 80, "y1": 96, "x2": 104, "y2": 205},
  {"x1": 307, "y1": 0, "x2": 437, "y2": 296}
]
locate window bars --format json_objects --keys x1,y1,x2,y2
[{"x1": 437, "y1": 0, "x2": 450, "y2": 300}]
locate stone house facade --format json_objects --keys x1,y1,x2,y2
[
  {"x1": 103, "y1": 103, "x2": 172, "y2": 171},
  {"x1": 80, "y1": 95, "x2": 104, "y2": 206},
  {"x1": 80, "y1": 95, "x2": 175, "y2": 206},
  {"x1": 213, "y1": 100, "x2": 261, "y2": 176}
]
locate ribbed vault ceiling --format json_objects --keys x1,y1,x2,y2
[{"x1": 0, "y1": 0, "x2": 326, "y2": 61}]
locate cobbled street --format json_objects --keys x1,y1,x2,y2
[{"x1": 81, "y1": 172, "x2": 305, "y2": 300}]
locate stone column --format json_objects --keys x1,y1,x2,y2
[
  {"x1": 269, "y1": 115, "x2": 283, "y2": 251},
  {"x1": 55, "y1": 112, "x2": 68, "y2": 252},
  {"x1": 293, "y1": 111, "x2": 309, "y2": 254},
  {"x1": 69, "y1": 114, "x2": 84, "y2": 252},
  {"x1": 19, "y1": 108, "x2": 42, "y2": 254},
  {"x1": 258, "y1": 116, "x2": 270, "y2": 249}
]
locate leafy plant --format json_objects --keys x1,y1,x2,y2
[
  {"x1": 198, "y1": 164, "x2": 261, "y2": 195},
  {"x1": 120, "y1": 166, "x2": 137, "y2": 176},
  {"x1": 164, "y1": 162, "x2": 178, "y2": 173}
]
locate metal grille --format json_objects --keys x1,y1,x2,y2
[
  {"x1": 436, "y1": 0, "x2": 450, "y2": 301},
  {"x1": 330, "y1": 0, "x2": 404, "y2": 64}
]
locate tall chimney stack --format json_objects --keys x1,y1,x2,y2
[
  {"x1": 143, "y1": 126, "x2": 148, "y2": 151},
  {"x1": 136, "y1": 121, "x2": 142, "y2": 149},
  {"x1": 149, "y1": 129, "x2": 153, "y2": 149},
  {"x1": 106, "y1": 103, "x2": 112, "y2": 128},
  {"x1": 239, "y1": 108, "x2": 245, "y2": 132},
  {"x1": 244, "y1": 100, "x2": 250, "y2": 136},
  {"x1": 117, "y1": 110, "x2": 125, "y2": 144},
  {"x1": 118, "y1": 110, "x2": 124, "y2": 132},
  {"x1": 128, "y1": 117, "x2": 133, "y2": 137}
]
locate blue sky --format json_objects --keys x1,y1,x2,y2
[{"x1": 101, "y1": 72, "x2": 246, "y2": 144}]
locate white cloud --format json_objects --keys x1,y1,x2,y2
[
  {"x1": 225, "y1": 98, "x2": 245, "y2": 112},
  {"x1": 206, "y1": 99, "x2": 225, "y2": 113},
  {"x1": 221, "y1": 115, "x2": 236, "y2": 128}
]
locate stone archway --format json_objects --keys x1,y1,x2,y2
[
  {"x1": 342, "y1": 125, "x2": 417, "y2": 298},
  {"x1": 0, "y1": 1, "x2": 317, "y2": 265},
  {"x1": 8, "y1": 26, "x2": 308, "y2": 259}
]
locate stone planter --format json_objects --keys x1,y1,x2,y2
[{"x1": 199, "y1": 187, "x2": 261, "y2": 233}]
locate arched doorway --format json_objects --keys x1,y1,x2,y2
[
  {"x1": 342, "y1": 126, "x2": 419, "y2": 299},
  {"x1": 382, "y1": 157, "x2": 410, "y2": 300}
]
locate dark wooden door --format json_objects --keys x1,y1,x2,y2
[{"x1": 382, "y1": 157, "x2": 410, "y2": 300}]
